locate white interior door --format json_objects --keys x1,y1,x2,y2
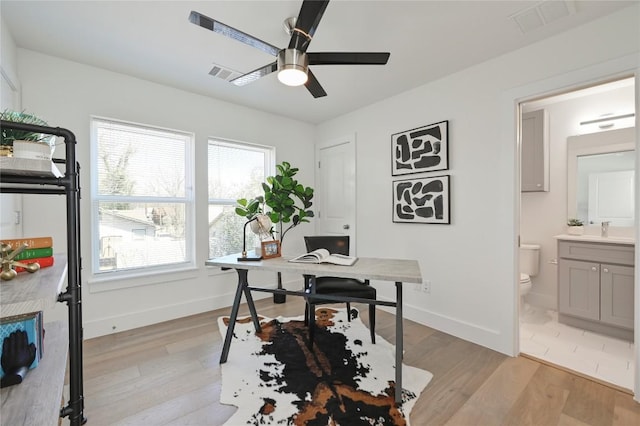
[{"x1": 315, "y1": 134, "x2": 357, "y2": 254}]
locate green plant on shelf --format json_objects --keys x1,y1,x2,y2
[
  {"x1": 567, "y1": 218, "x2": 584, "y2": 227},
  {"x1": 1, "y1": 110, "x2": 53, "y2": 147}
]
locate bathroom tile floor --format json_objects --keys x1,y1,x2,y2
[{"x1": 520, "y1": 305, "x2": 634, "y2": 391}]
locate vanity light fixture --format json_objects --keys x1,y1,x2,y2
[{"x1": 579, "y1": 113, "x2": 635, "y2": 126}]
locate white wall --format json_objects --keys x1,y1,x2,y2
[
  {"x1": 11, "y1": 2, "x2": 640, "y2": 389},
  {"x1": 16, "y1": 50, "x2": 316, "y2": 338},
  {"x1": 315, "y1": 5, "x2": 640, "y2": 356},
  {"x1": 1, "y1": 14, "x2": 20, "y2": 108},
  {"x1": 522, "y1": 86, "x2": 635, "y2": 310}
]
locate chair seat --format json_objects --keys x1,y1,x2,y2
[{"x1": 309, "y1": 277, "x2": 376, "y2": 299}]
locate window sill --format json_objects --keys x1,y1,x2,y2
[{"x1": 88, "y1": 264, "x2": 199, "y2": 293}]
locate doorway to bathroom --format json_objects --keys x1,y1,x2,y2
[{"x1": 518, "y1": 76, "x2": 636, "y2": 392}]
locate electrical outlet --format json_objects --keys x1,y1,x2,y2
[{"x1": 422, "y1": 280, "x2": 431, "y2": 294}]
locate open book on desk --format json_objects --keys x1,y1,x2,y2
[{"x1": 288, "y1": 248, "x2": 358, "y2": 266}]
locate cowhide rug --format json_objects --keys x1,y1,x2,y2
[{"x1": 218, "y1": 307, "x2": 432, "y2": 426}]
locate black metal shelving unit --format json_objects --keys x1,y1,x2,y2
[{"x1": 0, "y1": 120, "x2": 84, "y2": 425}]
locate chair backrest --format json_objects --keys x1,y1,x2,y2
[{"x1": 304, "y1": 236, "x2": 350, "y2": 256}]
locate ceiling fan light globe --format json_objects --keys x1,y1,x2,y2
[
  {"x1": 278, "y1": 68, "x2": 308, "y2": 86},
  {"x1": 277, "y1": 49, "x2": 309, "y2": 87}
]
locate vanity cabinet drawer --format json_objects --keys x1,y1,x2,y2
[{"x1": 558, "y1": 241, "x2": 634, "y2": 266}]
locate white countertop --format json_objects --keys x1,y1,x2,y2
[{"x1": 554, "y1": 234, "x2": 635, "y2": 245}]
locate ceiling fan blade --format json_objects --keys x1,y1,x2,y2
[
  {"x1": 305, "y1": 69, "x2": 327, "y2": 98},
  {"x1": 308, "y1": 52, "x2": 390, "y2": 65},
  {"x1": 189, "y1": 11, "x2": 280, "y2": 57},
  {"x1": 288, "y1": 0, "x2": 330, "y2": 52},
  {"x1": 230, "y1": 61, "x2": 278, "y2": 86}
]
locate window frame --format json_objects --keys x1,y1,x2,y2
[
  {"x1": 90, "y1": 116, "x2": 196, "y2": 279},
  {"x1": 207, "y1": 138, "x2": 275, "y2": 259}
]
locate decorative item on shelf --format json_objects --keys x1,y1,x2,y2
[
  {"x1": 0, "y1": 312, "x2": 43, "y2": 388},
  {"x1": 0, "y1": 110, "x2": 55, "y2": 159},
  {"x1": 567, "y1": 218, "x2": 585, "y2": 235},
  {"x1": 0, "y1": 244, "x2": 41, "y2": 281}
]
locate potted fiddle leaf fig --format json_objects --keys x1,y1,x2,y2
[
  {"x1": 263, "y1": 161, "x2": 314, "y2": 303},
  {"x1": 235, "y1": 161, "x2": 314, "y2": 303},
  {"x1": 262, "y1": 161, "x2": 314, "y2": 243},
  {"x1": 0, "y1": 110, "x2": 54, "y2": 159}
]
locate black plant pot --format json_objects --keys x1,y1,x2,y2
[{"x1": 273, "y1": 272, "x2": 286, "y2": 304}]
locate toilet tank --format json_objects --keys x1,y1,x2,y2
[{"x1": 520, "y1": 244, "x2": 540, "y2": 277}]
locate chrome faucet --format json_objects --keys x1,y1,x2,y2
[{"x1": 601, "y1": 221, "x2": 610, "y2": 238}]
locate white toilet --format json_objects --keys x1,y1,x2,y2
[{"x1": 519, "y1": 244, "x2": 540, "y2": 310}]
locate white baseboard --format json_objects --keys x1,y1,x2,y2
[
  {"x1": 377, "y1": 299, "x2": 511, "y2": 356},
  {"x1": 83, "y1": 280, "x2": 288, "y2": 339}
]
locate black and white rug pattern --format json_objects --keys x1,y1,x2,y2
[{"x1": 218, "y1": 307, "x2": 432, "y2": 425}]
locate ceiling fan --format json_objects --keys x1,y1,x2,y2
[{"x1": 189, "y1": 0, "x2": 390, "y2": 98}]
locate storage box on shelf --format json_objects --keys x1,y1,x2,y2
[
  {"x1": 0, "y1": 119, "x2": 84, "y2": 425},
  {"x1": 0, "y1": 257, "x2": 69, "y2": 425}
]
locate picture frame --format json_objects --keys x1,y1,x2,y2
[
  {"x1": 392, "y1": 175, "x2": 450, "y2": 224},
  {"x1": 391, "y1": 120, "x2": 449, "y2": 176},
  {"x1": 261, "y1": 240, "x2": 281, "y2": 259}
]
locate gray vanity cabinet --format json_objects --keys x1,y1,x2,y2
[
  {"x1": 558, "y1": 259, "x2": 600, "y2": 321},
  {"x1": 557, "y1": 239, "x2": 634, "y2": 341},
  {"x1": 600, "y1": 264, "x2": 634, "y2": 329}
]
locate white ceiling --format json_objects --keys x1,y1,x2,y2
[{"x1": 1, "y1": 1, "x2": 636, "y2": 124}]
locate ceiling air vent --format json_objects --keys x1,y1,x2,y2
[
  {"x1": 208, "y1": 63, "x2": 241, "y2": 82},
  {"x1": 510, "y1": 0, "x2": 577, "y2": 34}
]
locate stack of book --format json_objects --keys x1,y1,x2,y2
[{"x1": 1, "y1": 236, "x2": 54, "y2": 272}]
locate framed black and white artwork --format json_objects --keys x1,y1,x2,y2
[
  {"x1": 392, "y1": 175, "x2": 450, "y2": 224},
  {"x1": 391, "y1": 120, "x2": 448, "y2": 176}
]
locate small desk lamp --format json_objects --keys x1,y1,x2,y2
[{"x1": 238, "y1": 216, "x2": 263, "y2": 261}]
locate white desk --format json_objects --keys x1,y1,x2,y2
[{"x1": 206, "y1": 253, "x2": 422, "y2": 404}]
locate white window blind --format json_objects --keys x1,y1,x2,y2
[
  {"x1": 208, "y1": 140, "x2": 274, "y2": 258},
  {"x1": 91, "y1": 117, "x2": 194, "y2": 275}
]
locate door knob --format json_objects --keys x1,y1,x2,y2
[
  {"x1": 591, "y1": 266, "x2": 598, "y2": 271},
  {"x1": 603, "y1": 268, "x2": 609, "y2": 273},
  {"x1": 343, "y1": 224, "x2": 350, "y2": 230}
]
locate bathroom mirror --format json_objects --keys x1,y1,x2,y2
[{"x1": 567, "y1": 127, "x2": 635, "y2": 227}]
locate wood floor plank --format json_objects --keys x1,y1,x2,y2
[
  {"x1": 112, "y1": 382, "x2": 225, "y2": 426},
  {"x1": 612, "y1": 390, "x2": 640, "y2": 426},
  {"x1": 443, "y1": 356, "x2": 540, "y2": 425},
  {"x1": 501, "y1": 364, "x2": 572, "y2": 426},
  {"x1": 562, "y1": 374, "x2": 617, "y2": 426},
  {"x1": 81, "y1": 300, "x2": 640, "y2": 426}
]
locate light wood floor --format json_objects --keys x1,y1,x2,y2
[{"x1": 80, "y1": 298, "x2": 640, "y2": 425}]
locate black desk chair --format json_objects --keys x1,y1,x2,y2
[{"x1": 303, "y1": 235, "x2": 376, "y2": 346}]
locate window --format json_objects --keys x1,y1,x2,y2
[
  {"x1": 208, "y1": 140, "x2": 275, "y2": 258},
  {"x1": 91, "y1": 117, "x2": 194, "y2": 275}
]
